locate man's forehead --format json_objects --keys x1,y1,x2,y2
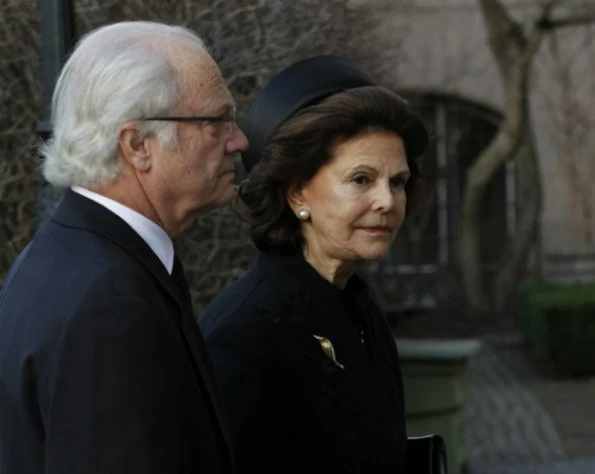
[
  {"x1": 167, "y1": 44, "x2": 233, "y2": 111},
  {"x1": 198, "y1": 83, "x2": 233, "y2": 107},
  {"x1": 181, "y1": 87, "x2": 234, "y2": 115},
  {"x1": 180, "y1": 67, "x2": 232, "y2": 108}
]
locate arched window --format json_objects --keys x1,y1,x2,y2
[{"x1": 366, "y1": 91, "x2": 514, "y2": 312}]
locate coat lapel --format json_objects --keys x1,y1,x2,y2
[{"x1": 52, "y1": 190, "x2": 183, "y2": 308}]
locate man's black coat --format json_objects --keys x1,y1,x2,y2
[{"x1": 0, "y1": 190, "x2": 233, "y2": 474}]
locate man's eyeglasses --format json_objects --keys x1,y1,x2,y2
[{"x1": 141, "y1": 112, "x2": 237, "y2": 134}]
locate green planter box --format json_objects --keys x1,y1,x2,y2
[
  {"x1": 518, "y1": 281, "x2": 595, "y2": 375},
  {"x1": 396, "y1": 338, "x2": 481, "y2": 474}
]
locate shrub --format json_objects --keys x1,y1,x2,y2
[{"x1": 518, "y1": 281, "x2": 595, "y2": 376}]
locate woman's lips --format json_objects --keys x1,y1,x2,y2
[{"x1": 362, "y1": 226, "x2": 392, "y2": 235}]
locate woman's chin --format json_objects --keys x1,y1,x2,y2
[{"x1": 357, "y1": 245, "x2": 391, "y2": 262}]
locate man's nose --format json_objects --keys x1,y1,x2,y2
[{"x1": 227, "y1": 125, "x2": 249, "y2": 153}]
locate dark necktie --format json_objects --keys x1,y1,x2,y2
[
  {"x1": 172, "y1": 255, "x2": 192, "y2": 307},
  {"x1": 171, "y1": 255, "x2": 231, "y2": 465}
]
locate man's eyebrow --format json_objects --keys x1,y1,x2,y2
[{"x1": 217, "y1": 102, "x2": 236, "y2": 115}]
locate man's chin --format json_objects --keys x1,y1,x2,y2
[
  {"x1": 223, "y1": 183, "x2": 237, "y2": 204},
  {"x1": 210, "y1": 186, "x2": 237, "y2": 211}
]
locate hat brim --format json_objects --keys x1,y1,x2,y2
[{"x1": 241, "y1": 55, "x2": 376, "y2": 172}]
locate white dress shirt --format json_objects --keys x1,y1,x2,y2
[{"x1": 71, "y1": 186, "x2": 174, "y2": 274}]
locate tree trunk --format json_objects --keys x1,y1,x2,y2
[
  {"x1": 460, "y1": 0, "x2": 547, "y2": 312},
  {"x1": 492, "y1": 104, "x2": 542, "y2": 312},
  {"x1": 460, "y1": 64, "x2": 530, "y2": 312}
]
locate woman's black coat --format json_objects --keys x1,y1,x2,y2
[{"x1": 200, "y1": 252, "x2": 408, "y2": 474}]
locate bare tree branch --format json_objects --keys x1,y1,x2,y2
[
  {"x1": 478, "y1": 0, "x2": 528, "y2": 72},
  {"x1": 539, "y1": 5, "x2": 595, "y2": 30},
  {"x1": 461, "y1": 0, "x2": 595, "y2": 312},
  {"x1": 462, "y1": 0, "x2": 547, "y2": 310},
  {"x1": 461, "y1": 0, "x2": 570, "y2": 311}
]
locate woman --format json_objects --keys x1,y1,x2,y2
[{"x1": 200, "y1": 56, "x2": 430, "y2": 474}]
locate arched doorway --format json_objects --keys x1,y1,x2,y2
[{"x1": 366, "y1": 91, "x2": 513, "y2": 314}]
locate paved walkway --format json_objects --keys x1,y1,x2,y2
[
  {"x1": 473, "y1": 459, "x2": 595, "y2": 474},
  {"x1": 464, "y1": 335, "x2": 595, "y2": 474}
]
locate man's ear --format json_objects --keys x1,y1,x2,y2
[{"x1": 119, "y1": 122, "x2": 151, "y2": 172}]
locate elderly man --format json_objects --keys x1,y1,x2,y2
[{"x1": 0, "y1": 21, "x2": 247, "y2": 474}]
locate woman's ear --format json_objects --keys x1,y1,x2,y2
[
  {"x1": 286, "y1": 183, "x2": 307, "y2": 214},
  {"x1": 119, "y1": 122, "x2": 152, "y2": 172}
]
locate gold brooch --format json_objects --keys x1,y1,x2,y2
[{"x1": 313, "y1": 335, "x2": 345, "y2": 369}]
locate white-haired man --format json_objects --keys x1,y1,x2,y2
[{"x1": 0, "y1": 21, "x2": 248, "y2": 474}]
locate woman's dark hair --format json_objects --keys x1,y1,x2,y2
[{"x1": 235, "y1": 86, "x2": 430, "y2": 253}]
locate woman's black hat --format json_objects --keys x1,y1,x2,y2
[{"x1": 241, "y1": 55, "x2": 376, "y2": 172}]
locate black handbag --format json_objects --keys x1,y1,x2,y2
[{"x1": 405, "y1": 434, "x2": 447, "y2": 474}]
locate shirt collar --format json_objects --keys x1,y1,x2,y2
[{"x1": 71, "y1": 186, "x2": 174, "y2": 274}]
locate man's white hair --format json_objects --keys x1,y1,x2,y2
[{"x1": 41, "y1": 21, "x2": 208, "y2": 188}]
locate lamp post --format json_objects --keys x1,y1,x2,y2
[{"x1": 36, "y1": 0, "x2": 76, "y2": 229}]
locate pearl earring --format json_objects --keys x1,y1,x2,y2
[{"x1": 297, "y1": 209, "x2": 310, "y2": 221}]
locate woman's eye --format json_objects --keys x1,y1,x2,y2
[
  {"x1": 353, "y1": 175, "x2": 369, "y2": 185},
  {"x1": 391, "y1": 177, "x2": 407, "y2": 189}
]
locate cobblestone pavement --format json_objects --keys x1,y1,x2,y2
[
  {"x1": 464, "y1": 335, "x2": 595, "y2": 474},
  {"x1": 470, "y1": 459, "x2": 595, "y2": 474}
]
